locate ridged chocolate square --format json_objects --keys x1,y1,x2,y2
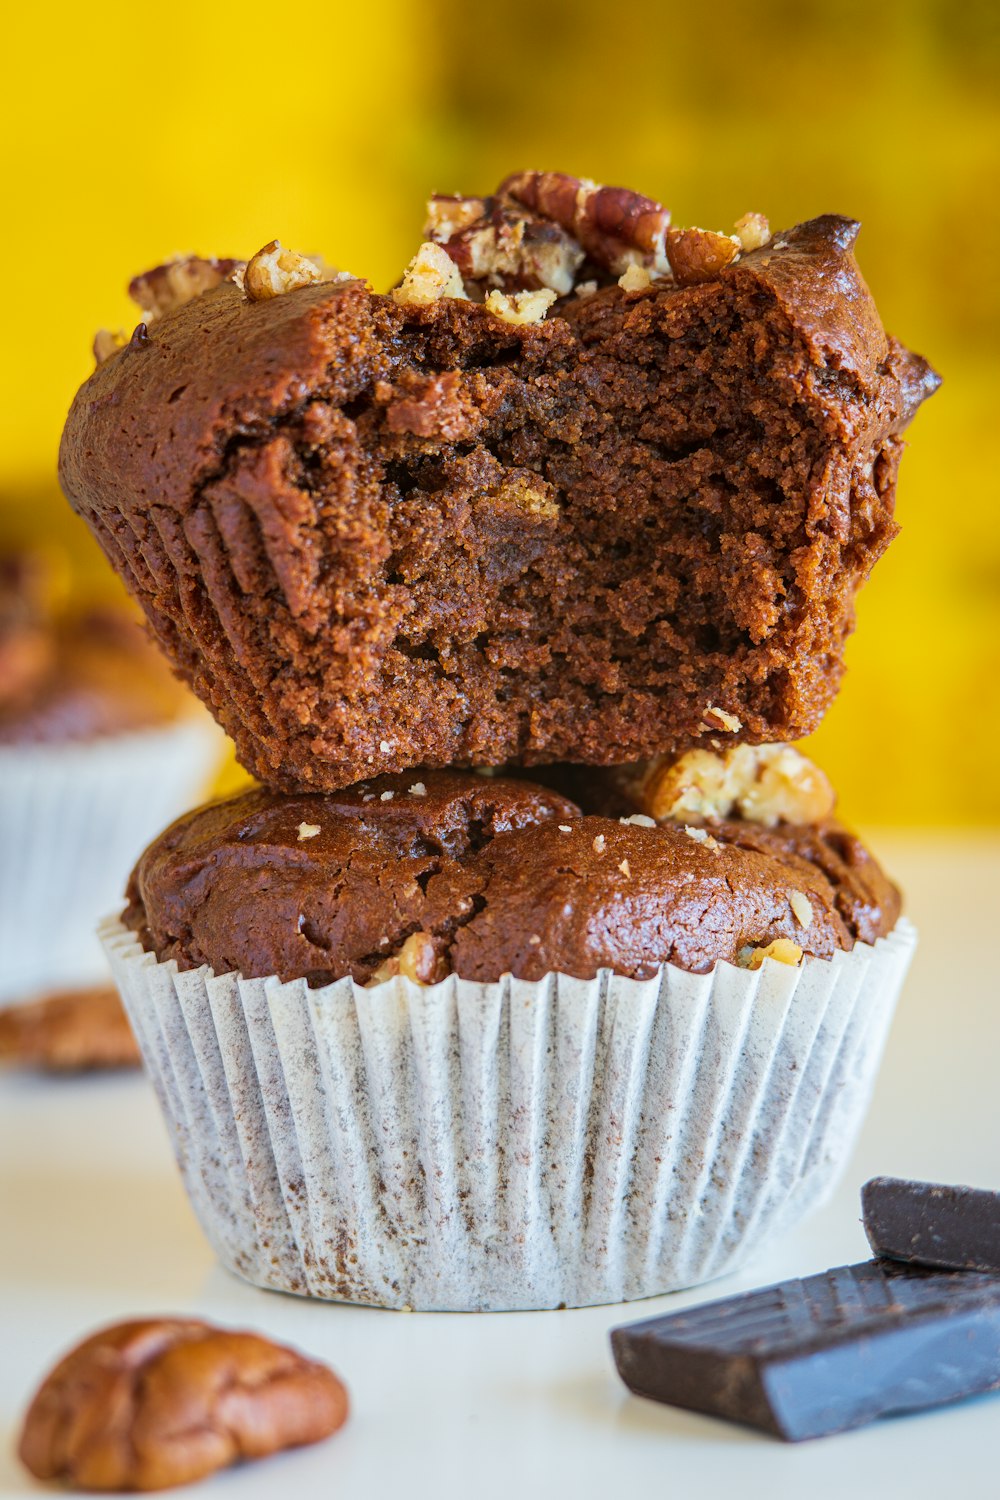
[{"x1": 611, "y1": 1260, "x2": 1000, "y2": 1440}]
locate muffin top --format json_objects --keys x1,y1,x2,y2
[
  {"x1": 0, "y1": 550, "x2": 190, "y2": 745},
  {"x1": 124, "y1": 769, "x2": 900, "y2": 985}
]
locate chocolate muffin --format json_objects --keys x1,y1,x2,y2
[
  {"x1": 124, "y1": 769, "x2": 900, "y2": 986},
  {"x1": 0, "y1": 550, "x2": 190, "y2": 744},
  {"x1": 0, "y1": 547, "x2": 222, "y2": 1007},
  {"x1": 59, "y1": 174, "x2": 938, "y2": 792}
]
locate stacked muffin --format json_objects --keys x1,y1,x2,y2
[{"x1": 58, "y1": 172, "x2": 937, "y2": 1310}]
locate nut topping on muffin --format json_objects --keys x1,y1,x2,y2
[
  {"x1": 242, "y1": 240, "x2": 322, "y2": 300},
  {"x1": 738, "y1": 937, "x2": 804, "y2": 969},
  {"x1": 422, "y1": 171, "x2": 769, "y2": 304},
  {"x1": 621, "y1": 744, "x2": 837, "y2": 828},
  {"x1": 392, "y1": 240, "x2": 468, "y2": 305},
  {"x1": 129, "y1": 254, "x2": 244, "y2": 322}
]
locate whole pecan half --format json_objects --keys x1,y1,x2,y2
[
  {"x1": 499, "y1": 170, "x2": 672, "y2": 275},
  {"x1": 19, "y1": 1318, "x2": 349, "y2": 1491}
]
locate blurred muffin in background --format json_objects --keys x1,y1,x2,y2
[
  {"x1": 0, "y1": 549, "x2": 190, "y2": 744},
  {"x1": 0, "y1": 545, "x2": 223, "y2": 1017}
]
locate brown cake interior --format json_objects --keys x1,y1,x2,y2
[{"x1": 60, "y1": 215, "x2": 938, "y2": 790}]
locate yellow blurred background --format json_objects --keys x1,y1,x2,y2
[{"x1": 3, "y1": 0, "x2": 997, "y2": 822}]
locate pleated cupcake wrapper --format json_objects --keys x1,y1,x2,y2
[
  {"x1": 102, "y1": 915, "x2": 916, "y2": 1312},
  {"x1": 0, "y1": 720, "x2": 222, "y2": 1005}
]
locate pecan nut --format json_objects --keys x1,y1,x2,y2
[
  {"x1": 128, "y1": 255, "x2": 243, "y2": 322},
  {"x1": 500, "y1": 170, "x2": 672, "y2": 276},
  {"x1": 622, "y1": 744, "x2": 836, "y2": 828},
  {"x1": 0, "y1": 986, "x2": 140, "y2": 1071},
  {"x1": 19, "y1": 1318, "x2": 348, "y2": 1491},
  {"x1": 242, "y1": 241, "x2": 323, "y2": 301},
  {"x1": 665, "y1": 226, "x2": 741, "y2": 285},
  {"x1": 368, "y1": 930, "x2": 444, "y2": 985},
  {"x1": 392, "y1": 241, "x2": 468, "y2": 306},
  {"x1": 427, "y1": 193, "x2": 584, "y2": 295}
]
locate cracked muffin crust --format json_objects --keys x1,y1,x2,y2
[
  {"x1": 59, "y1": 183, "x2": 938, "y2": 792},
  {"x1": 124, "y1": 770, "x2": 900, "y2": 984}
]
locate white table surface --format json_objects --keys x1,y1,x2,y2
[{"x1": 2, "y1": 834, "x2": 998, "y2": 1498}]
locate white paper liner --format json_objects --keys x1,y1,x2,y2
[
  {"x1": 101, "y1": 914, "x2": 916, "y2": 1312},
  {"x1": 0, "y1": 719, "x2": 223, "y2": 1004}
]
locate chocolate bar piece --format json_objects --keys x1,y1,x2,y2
[
  {"x1": 863, "y1": 1176, "x2": 1000, "y2": 1273},
  {"x1": 610, "y1": 1260, "x2": 1000, "y2": 1441}
]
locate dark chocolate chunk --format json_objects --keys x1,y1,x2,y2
[
  {"x1": 863, "y1": 1176, "x2": 1000, "y2": 1273},
  {"x1": 610, "y1": 1260, "x2": 1000, "y2": 1441}
]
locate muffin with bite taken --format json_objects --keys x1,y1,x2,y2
[{"x1": 59, "y1": 175, "x2": 938, "y2": 793}]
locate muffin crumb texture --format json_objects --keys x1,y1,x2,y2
[
  {"x1": 59, "y1": 170, "x2": 939, "y2": 792},
  {"x1": 125, "y1": 770, "x2": 901, "y2": 985}
]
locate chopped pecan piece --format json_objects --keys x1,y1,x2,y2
[
  {"x1": 128, "y1": 255, "x2": 243, "y2": 322},
  {"x1": 622, "y1": 744, "x2": 836, "y2": 828},
  {"x1": 665, "y1": 226, "x2": 741, "y2": 285},
  {"x1": 18, "y1": 1318, "x2": 348, "y2": 1491},
  {"x1": 500, "y1": 170, "x2": 672, "y2": 275},
  {"x1": 242, "y1": 241, "x2": 322, "y2": 301},
  {"x1": 392, "y1": 241, "x2": 467, "y2": 306},
  {"x1": 92, "y1": 329, "x2": 128, "y2": 365},
  {"x1": 428, "y1": 194, "x2": 584, "y2": 295},
  {"x1": 368, "y1": 931, "x2": 444, "y2": 985},
  {"x1": 483, "y1": 287, "x2": 557, "y2": 324},
  {"x1": 734, "y1": 211, "x2": 771, "y2": 252}
]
